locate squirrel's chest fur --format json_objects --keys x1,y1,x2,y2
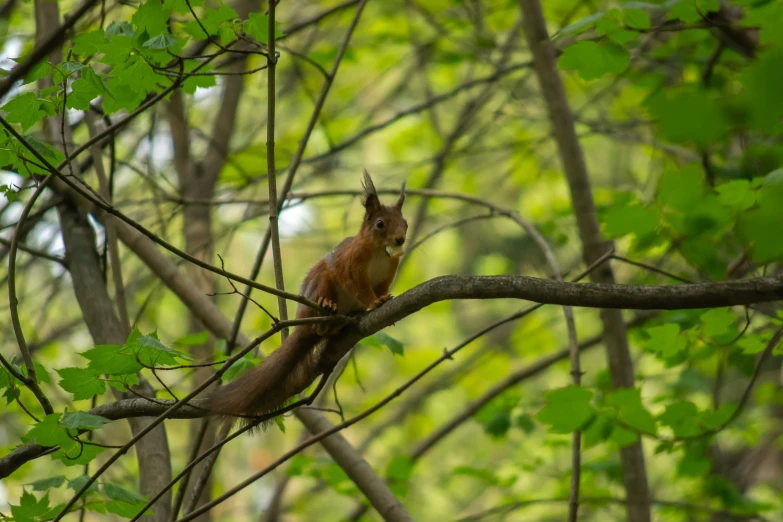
[{"x1": 366, "y1": 250, "x2": 392, "y2": 287}]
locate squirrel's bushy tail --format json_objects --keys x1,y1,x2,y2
[{"x1": 207, "y1": 327, "x2": 323, "y2": 428}]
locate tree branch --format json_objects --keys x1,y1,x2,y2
[{"x1": 4, "y1": 268, "x2": 782, "y2": 478}]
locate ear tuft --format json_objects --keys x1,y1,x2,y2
[
  {"x1": 395, "y1": 181, "x2": 406, "y2": 209},
  {"x1": 362, "y1": 169, "x2": 380, "y2": 213}
]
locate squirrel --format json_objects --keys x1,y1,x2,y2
[{"x1": 208, "y1": 170, "x2": 407, "y2": 426}]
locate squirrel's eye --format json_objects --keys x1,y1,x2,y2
[{"x1": 376, "y1": 220, "x2": 384, "y2": 229}]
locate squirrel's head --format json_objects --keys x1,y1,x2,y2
[{"x1": 360, "y1": 169, "x2": 407, "y2": 258}]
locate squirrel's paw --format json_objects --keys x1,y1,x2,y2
[
  {"x1": 317, "y1": 297, "x2": 338, "y2": 314},
  {"x1": 369, "y1": 294, "x2": 392, "y2": 310}
]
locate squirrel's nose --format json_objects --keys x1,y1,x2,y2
[{"x1": 395, "y1": 236, "x2": 405, "y2": 246}]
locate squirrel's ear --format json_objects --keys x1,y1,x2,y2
[
  {"x1": 395, "y1": 181, "x2": 406, "y2": 210},
  {"x1": 362, "y1": 169, "x2": 380, "y2": 214}
]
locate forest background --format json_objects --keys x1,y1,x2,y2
[{"x1": 1, "y1": 0, "x2": 782, "y2": 521}]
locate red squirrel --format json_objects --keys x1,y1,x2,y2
[{"x1": 209, "y1": 171, "x2": 407, "y2": 425}]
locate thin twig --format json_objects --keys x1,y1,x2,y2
[
  {"x1": 266, "y1": 0, "x2": 289, "y2": 340},
  {"x1": 5, "y1": 172, "x2": 54, "y2": 415}
]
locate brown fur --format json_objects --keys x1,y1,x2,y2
[{"x1": 208, "y1": 171, "x2": 407, "y2": 427}]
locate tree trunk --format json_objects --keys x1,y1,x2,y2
[{"x1": 517, "y1": 2, "x2": 651, "y2": 521}]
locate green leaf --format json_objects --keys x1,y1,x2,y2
[
  {"x1": 33, "y1": 361, "x2": 50, "y2": 384},
  {"x1": 81, "y1": 344, "x2": 143, "y2": 375},
  {"x1": 286, "y1": 455, "x2": 315, "y2": 477},
  {"x1": 22, "y1": 413, "x2": 74, "y2": 449},
  {"x1": 677, "y1": 441, "x2": 711, "y2": 476},
  {"x1": 596, "y1": 10, "x2": 638, "y2": 44},
  {"x1": 106, "y1": 372, "x2": 140, "y2": 392},
  {"x1": 764, "y1": 168, "x2": 783, "y2": 186},
  {"x1": 121, "y1": 329, "x2": 192, "y2": 367},
  {"x1": 67, "y1": 76, "x2": 101, "y2": 110},
  {"x1": 102, "y1": 82, "x2": 144, "y2": 114},
  {"x1": 22, "y1": 60, "x2": 52, "y2": 85},
  {"x1": 623, "y1": 8, "x2": 651, "y2": 29},
  {"x1": 28, "y1": 475, "x2": 66, "y2": 491},
  {"x1": 112, "y1": 55, "x2": 162, "y2": 96},
  {"x1": 606, "y1": 28, "x2": 639, "y2": 45},
  {"x1": 605, "y1": 388, "x2": 657, "y2": 435},
  {"x1": 67, "y1": 475, "x2": 100, "y2": 493},
  {"x1": 716, "y1": 180, "x2": 756, "y2": 211},
  {"x1": 132, "y1": 0, "x2": 170, "y2": 37},
  {"x1": 557, "y1": 12, "x2": 604, "y2": 37},
  {"x1": 105, "y1": 483, "x2": 146, "y2": 504},
  {"x1": 53, "y1": 443, "x2": 105, "y2": 466},
  {"x1": 484, "y1": 411, "x2": 512, "y2": 438},
  {"x1": 375, "y1": 332, "x2": 404, "y2": 356},
  {"x1": 56, "y1": 367, "x2": 106, "y2": 400},
  {"x1": 608, "y1": 424, "x2": 638, "y2": 446},
  {"x1": 1, "y1": 92, "x2": 48, "y2": 131},
  {"x1": 738, "y1": 335, "x2": 767, "y2": 354},
  {"x1": 72, "y1": 30, "x2": 107, "y2": 55},
  {"x1": 11, "y1": 491, "x2": 50, "y2": 521},
  {"x1": 739, "y1": 201, "x2": 783, "y2": 263},
  {"x1": 105, "y1": 499, "x2": 151, "y2": 518},
  {"x1": 183, "y1": 3, "x2": 237, "y2": 39},
  {"x1": 105, "y1": 21, "x2": 135, "y2": 37},
  {"x1": 699, "y1": 0, "x2": 720, "y2": 14},
  {"x1": 1, "y1": 184, "x2": 19, "y2": 202},
  {"x1": 645, "y1": 323, "x2": 686, "y2": 359},
  {"x1": 143, "y1": 33, "x2": 177, "y2": 49},
  {"x1": 20, "y1": 133, "x2": 63, "y2": 163},
  {"x1": 60, "y1": 61, "x2": 85, "y2": 74},
  {"x1": 659, "y1": 401, "x2": 701, "y2": 437},
  {"x1": 700, "y1": 403, "x2": 735, "y2": 430},
  {"x1": 181, "y1": 63, "x2": 217, "y2": 94},
  {"x1": 667, "y1": 0, "x2": 700, "y2": 23},
  {"x1": 656, "y1": 164, "x2": 705, "y2": 211},
  {"x1": 386, "y1": 456, "x2": 415, "y2": 482},
  {"x1": 583, "y1": 414, "x2": 614, "y2": 448},
  {"x1": 174, "y1": 331, "x2": 209, "y2": 346},
  {"x1": 360, "y1": 332, "x2": 405, "y2": 356},
  {"x1": 559, "y1": 40, "x2": 629, "y2": 81},
  {"x1": 649, "y1": 91, "x2": 729, "y2": 146},
  {"x1": 218, "y1": 353, "x2": 259, "y2": 382},
  {"x1": 700, "y1": 308, "x2": 736, "y2": 338},
  {"x1": 475, "y1": 392, "x2": 520, "y2": 438},
  {"x1": 245, "y1": 12, "x2": 285, "y2": 44},
  {"x1": 514, "y1": 413, "x2": 535, "y2": 434},
  {"x1": 98, "y1": 35, "x2": 134, "y2": 66},
  {"x1": 60, "y1": 411, "x2": 111, "y2": 430},
  {"x1": 536, "y1": 385, "x2": 595, "y2": 433},
  {"x1": 83, "y1": 67, "x2": 111, "y2": 97},
  {"x1": 602, "y1": 204, "x2": 658, "y2": 238}
]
